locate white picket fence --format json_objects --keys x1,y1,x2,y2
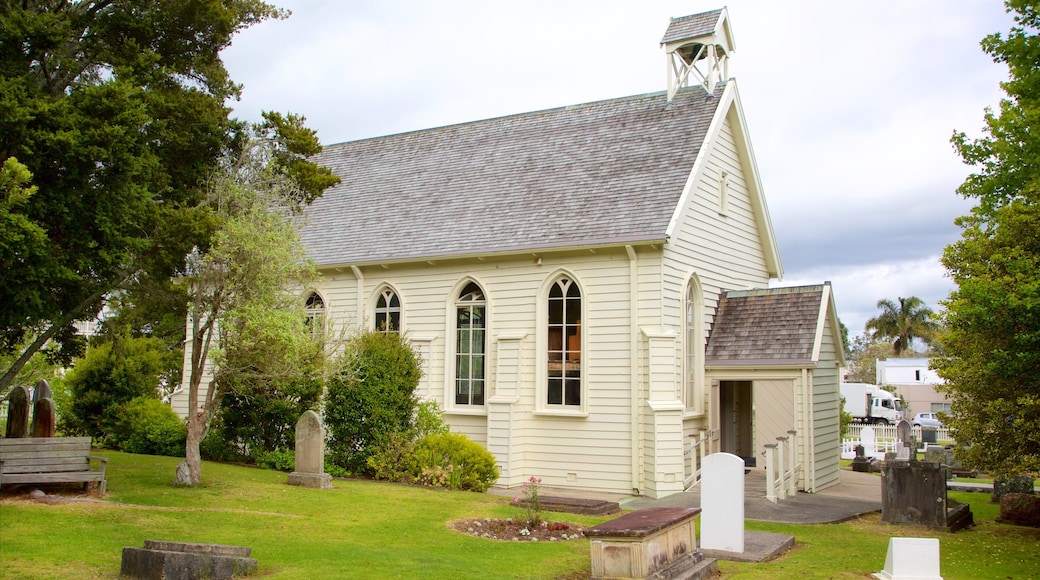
[
  {"x1": 841, "y1": 424, "x2": 954, "y2": 460},
  {"x1": 846, "y1": 424, "x2": 953, "y2": 444}
]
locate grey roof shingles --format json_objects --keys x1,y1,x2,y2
[
  {"x1": 660, "y1": 9, "x2": 724, "y2": 45},
  {"x1": 298, "y1": 85, "x2": 724, "y2": 266},
  {"x1": 705, "y1": 285, "x2": 826, "y2": 366}
]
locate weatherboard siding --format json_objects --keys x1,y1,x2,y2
[
  {"x1": 811, "y1": 317, "x2": 841, "y2": 491},
  {"x1": 309, "y1": 250, "x2": 640, "y2": 494}
]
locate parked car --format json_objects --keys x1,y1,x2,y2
[{"x1": 911, "y1": 412, "x2": 943, "y2": 428}]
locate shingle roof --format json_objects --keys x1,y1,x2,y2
[
  {"x1": 660, "y1": 9, "x2": 724, "y2": 45},
  {"x1": 705, "y1": 285, "x2": 827, "y2": 366},
  {"x1": 298, "y1": 86, "x2": 724, "y2": 266}
]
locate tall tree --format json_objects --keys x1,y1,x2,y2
[
  {"x1": 177, "y1": 123, "x2": 333, "y2": 486},
  {"x1": 864, "y1": 297, "x2": 938, "y2": 356},
  {"x1": 934, "y1": 0, "x2": 1040, "y2": 476},
  {"x1": 0, "y1": 1, "x2": 285, "y2": 392}
]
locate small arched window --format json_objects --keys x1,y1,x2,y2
[
  {"x1": 547, "y1": 278, "x2": 581, "y2": 406},
  {"x1": 375, "y1": 288, "x2": 401, "y2": 334},
  {"x1": 305, "y1": 292, "x2": 325, "y2": 337},
  {"x1": 455, "y1": 282, "x2": 486, "y2": 406}
]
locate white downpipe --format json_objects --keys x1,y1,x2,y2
[
  {"x1": 802, "y1": 367, "x2": 814, "y2": 492},
  {"x1": 626, "y1": 245, "x2": 641, "y2": 494},
  {"x1": 350, "y1": 266, "x2": 364, "y2": 325}
]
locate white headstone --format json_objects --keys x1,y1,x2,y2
[
  {"x1": 872, "y1": 537, "x2": 942, "y2": 580},
  {"x1": 860, "y1": 426, "x2": 878, "y2": 459},
  {"x1": 699, "y1": 452, "x2": 744, "y2": 553}
]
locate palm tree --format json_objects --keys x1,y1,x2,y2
[{"x1": 865, "y1": 296, "x2": 938, "y2": 356}]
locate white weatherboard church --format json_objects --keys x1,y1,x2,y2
[{"x1": 173, "y1": 8, "x2": 845, "y2": 498}]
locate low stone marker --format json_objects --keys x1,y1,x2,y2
[
  {"x1": 121, "y1": 540, "x2": 257, "y2": 579},
  {"x1": 5, "y1": 385, "x2": 30, "y2": 438},
  {"x1": 872, "y1": 537, "x2": 942, "y2": 580},
  {"x1": 700, "y1": 452, "x2": 744, "y2": 553},
  {"x1": 586, "y1": 507, "x2": 717, "y2": 579},
  {"x1": 287, "y1": 410, "x2": 332, "y2": 489}
]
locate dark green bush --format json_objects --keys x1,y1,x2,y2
[
  {"x1": 324, "y1": 330, "x2": 422, "y2": 476},
  {"x1": 63, "y1": 335, "x2": 176, "y2": 440},
  {"x1": 111, "y1": 397, "x2": 186, "y2": 457},
  {"x1": 413, "y1": 432, "x2": 500, "y2": 492},
  {"x1": 256, "y1": 448, "x2": 296, "y2": 472},
  {"x1": 216, "y1": 375, "x2": 323, "y2": 461}
]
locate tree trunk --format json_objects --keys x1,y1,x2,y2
[{"x1": 174, "y1": 413, "x2": 205, "y2": 486}]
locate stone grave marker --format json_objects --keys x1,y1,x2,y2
[
  {"x1": 700, "y1": 452, "x2": 745, "y2": 553},
  {"x1": 860, "y1": 426, "x2": 878, "y2": 459},
  {"x1": 33, "y1": 379, "x2": 53, "y2": 403},
  {"x1": 895, "y1": 420, "x2": 913, "y2": 461},
  {"x1": 5, "y1": 385, "x2": 30, "y2": 438},
  {"x1": 872, "y1": 537, "x2": 942, "y2": 580},
  {"x1": 287, "y1": 410, "x2": 332, "y2": 489},
  {"x1": 30, "y1": 398, "x2": 56, "y2": 438}
]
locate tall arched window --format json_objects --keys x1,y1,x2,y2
[
  {"x1": 375, "y1": 288, "x2": 400, "y2": 333},
  {"x1": 685, "y1": 276, "x2": 704, "y2": 412},
  {"x1": 547, "y1": 278, "x2": 581, "y2": 406},
  {"x1": 305, "y1": 291, "x2": 325, "y2": 338},
  {"x1": 455, "y1": 282, "x2": 486, "y2": 406}
]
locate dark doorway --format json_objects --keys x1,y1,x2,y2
[{"x1": 720, "y1": 380, "x2": 754, "y2": 467}]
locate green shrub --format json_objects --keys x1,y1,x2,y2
[
  {"x1": 366, "y1": 432, "x2": 418, "y2": 482},
  {"x1": 324, "y1": 330, "x2": 422, "y2": 476},
  {"x1": 217, "y1": 375, "x2": 323, "y2": 461},
  {"x1": 63, "y1": 335, "x2": 176, "y2": 440},
  {"x1": 413, "y1": 432, "x2": 499, "y2": 492},
  {"x1": 111, "y1": 397, "x2": 186, "y2": 457},
  {"x1": 256, "y1": 448, "x2": 296, "y2": 472},
  {"x1": 414, "y1": 400, "x2": 449, "y2": 438}
]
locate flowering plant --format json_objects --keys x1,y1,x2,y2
[{"x1": 511, "y1": 476, "x2": 543, "y2": 526}]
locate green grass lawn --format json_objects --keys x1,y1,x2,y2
[{"x1": 1, "y1": 452, "x2": 1038, "y2": 579}]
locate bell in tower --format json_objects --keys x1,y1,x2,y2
[{"x1": 660, "y1": 8, "x2": 736, "y2": 101}]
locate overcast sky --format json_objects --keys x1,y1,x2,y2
[{"x1": 221, "y1": 0, "x2": 1015, "y2": 337}]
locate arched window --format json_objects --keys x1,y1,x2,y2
[
  {"x1": 304, "y1": 291, "x2": 325, "y2": 337},
  {"x1": 375, "y1": 288, "x2": 400, "y2": 333},
  {"x1": 455, "y1": 282, "x2": 486, "y2": 406},
  {"x1": 685, "y1": 276, "x2": 704, "y2": 412},
  {"x1": 547, "y1": 278, "x2": 581, "y2": 406}
]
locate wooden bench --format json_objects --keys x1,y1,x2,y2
[{"x1": 0, "y1": 436, "x2": 107, "y2": 495}]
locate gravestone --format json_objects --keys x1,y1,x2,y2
[
  {"x1": 30, "y1": 398, "x2": 56, "y2": 438},
  {"x1": 860, "y1": 426, "x2": 878, "y2": 459},
  {"x1": 895, "y1": 420, "x2": 913, "y2": 461},
  {"x1": 852, "y1": 444, "x2": 874, "y2": 473},
  {"x1": 5, "y1": 385, "x2": 30, "y2": 438},
  {"x1": 287, "y1": 410, "x2": 331, "y2": 489},
  {"x1": 32, "y1": 379, "x2": 53, "y2": 403},
  {"x1": 872, "y1": 537, "x2": 942, "y2": 580},
  {"x1": 992, "y1": 475, "x2": 1036, "y2": 503},
  {"x1": 881, "y1": 461, "x2": 972, "y2": 531},
  {"x1": 700, "y1": 452, "x2": 744, "y2": 553}
]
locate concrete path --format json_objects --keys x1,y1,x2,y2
[{"x1": 621, "y1": 468, "x2": 882, "y2": 524}]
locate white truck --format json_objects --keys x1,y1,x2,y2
[{"x1": 840, "y1": 382, "x2": 904, "y2": 425}]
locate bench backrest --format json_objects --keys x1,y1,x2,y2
[{"x1": 0, "y1": 437, "x2": 93, "y2": 474}]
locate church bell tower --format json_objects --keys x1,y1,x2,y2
[{"x1": 660, "y1": 8, "x2": 736, "y2": 101}]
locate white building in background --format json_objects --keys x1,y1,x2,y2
[{"x1": 876, "y1": 357, "x2": 950, "y2": 416}]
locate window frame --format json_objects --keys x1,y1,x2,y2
[
  {"x1": 304, "y1": 290, "x2": 327, "y2": 340},
  {"x1": 684, "y1": 275, "x2": 706, "y2": 415},
  {"x1": 373, "y1": 285, "x2": 402, "y2": 334},
  {"x1": 450, "y1": 280, "x2": 488, "y2": 409},
  {"x1": 537, "y1": 273, "x2": 587, "y2": 416}
]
